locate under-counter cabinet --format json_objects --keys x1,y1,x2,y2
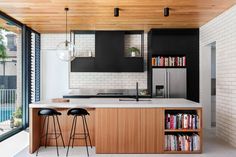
[
  {"x1": 95, "y1": 108, "x2": 164, "y2": 153},
  {"x1": 95, "y1": 109, "x2": 119, "y2": 153}
]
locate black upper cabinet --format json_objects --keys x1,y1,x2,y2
[
  {"x1": 95, "y1": 31, "x2": 124, "y2": 72},
  {"x1": 71, "y1": 31, "x2": 144, "y2": 72}
]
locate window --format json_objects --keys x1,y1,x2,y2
[
  {"x1": 0, "y1": 15, "x2": 23, "y2": 139},
  {"x1": 0, "y1": 12, "x2": 40, "y2": 141}
]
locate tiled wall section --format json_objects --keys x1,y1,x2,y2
[
  {"x1": 74, "y1": 34, "x2": 95, "y2": 57},
  {"x1": 200, "y1": 5, "x2": 236, "y2": 147},
  {"x1": 41, "y1": 33, "x2": 148, "y2": 89},
  {"x1": 70, "y1": 33, "x2": 148, "y2": 89},
  {"x1": 124, "y1": 34, "x2": 142, "y2": 57}
]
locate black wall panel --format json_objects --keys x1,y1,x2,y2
[{"x1": 148, "y1": 29, "x2": 199, "y2": 102}]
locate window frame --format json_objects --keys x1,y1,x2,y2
[{"x1": 0, "y1": 11, "x2": 40, "y2": 142}]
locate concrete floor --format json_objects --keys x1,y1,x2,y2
[{"x1": 5, "y1": 128, "x2": 236, "y2": 157}]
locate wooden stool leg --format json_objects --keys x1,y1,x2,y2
[
  {"x1": 45, "y1": 116, "x2": 49, "y2": 148},
  {"x1": 82, "y1": 115, "x2": 89, "y2": 157},
  {"x1": 66, "y1": 116, "x2": 76, "y2": 157},
  {"x1": 84, "y1": 116, "x2": 92, "y2": 148},
  {"x1": 56, "y1": 115, "x2": 65, "y2": 148},
  {"x1": 71, "y1": 116, "x2": 77, "y2": 148},
  {"x1": 53, "y1": 115, "x2": 59, "y2": 156}
]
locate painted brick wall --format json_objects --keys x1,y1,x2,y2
[
  {"x1": 200, "y1": 4, "x2": 236, "y2": 147},
  {"x1": 41, "y1": 33, "x2": 148, "y2": 90},
  {"x1": 70, "y1": 33, "x2": 147, "y2": 89},
  {"x1": 74, "y1": 34, "x2": 95, "y2": 57}
]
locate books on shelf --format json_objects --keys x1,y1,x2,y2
[
  {"x1": 152, "y1": 56, "x2": 186, "y2": 67},
  {"x1": 165, "y1": 113, "x2": 200, "y2": 130},
  {"x1": 165, "y1": 134, "x2": 200, "y2": 151}
]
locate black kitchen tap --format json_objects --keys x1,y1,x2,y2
[{"x1": 136, "y1": 82, "x2": 139, "y2": 101}]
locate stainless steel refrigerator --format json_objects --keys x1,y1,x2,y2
[{"x1": 152, "y1": 68, "x2": 186, "y2": 98}]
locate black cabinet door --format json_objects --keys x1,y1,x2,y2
[
  {"x1": 95, "y1": 31, "x2": 124, "y2": 72},
  {"x1": 71, "y1": 57, "x2": 95, "y2": 72}
]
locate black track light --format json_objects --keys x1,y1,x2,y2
[
  {"x1": 164, "y1": 7, "x2": 169, "y2": 17},
  {"x1": 114, "y1": 7, "x2": 119, "y2": 17}
]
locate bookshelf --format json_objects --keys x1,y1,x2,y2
[
  {"x1": 152, "y1": 55, "x2": 186, "y2": 68},
  {"x1": 164, "y1": 108, "x2": 202, "y2": 154}
]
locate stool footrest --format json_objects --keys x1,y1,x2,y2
[
  {"x1": 41, "y1": 133, "x2": 61, "y2": 139},
  {"x1": 71, "y1": 133, "x2": 89, "y2": 139}
]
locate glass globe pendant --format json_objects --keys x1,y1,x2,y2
[
  {"x1": 56, "y1": 7, "x2": 76, "y2": 61},
  {"x1": 57, "y1": 40, "x2": 75, "y2": 61}
]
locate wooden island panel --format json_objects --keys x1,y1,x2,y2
[
  {"x1": 117, "y1": 109, "x2": 142, "y2": 153},
  {"x1": 95, "y1": 108, "x2": 164, "y2": 154},
  {"x1": 140, "y1": 108, "x2": 164, "y2": 153},
  {"x1": 95, "y1": 108, "x2": 118, "y2": 153}
]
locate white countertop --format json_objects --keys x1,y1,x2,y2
[{"x1": 29, "y1": 98, "x2": 201, "y2": 108}]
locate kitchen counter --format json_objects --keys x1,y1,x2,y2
[
  {"x1": 30, "y1": 98, "x2": 201, "y2": 108},
  {"x1": 29, "y1": 98, "x2": 202, "y2": 154}
]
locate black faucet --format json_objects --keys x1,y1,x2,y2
[{"x1": 136, "y1": 82, "x2": 139, "y2": 101}]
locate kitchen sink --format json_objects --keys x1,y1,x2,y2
[{"x1": 119, "y1": 98, "x2": 152, "y2": 101}]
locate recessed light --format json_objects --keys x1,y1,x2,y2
[
  {"x1": 164, "y1": 7, "x2": 169, "y2": 17},
  {"x1": 114, "y1": 8, "x2": 119, "y2": 17}
]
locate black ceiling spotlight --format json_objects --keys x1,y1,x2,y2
[
  {"x1": 164, "y1": 7, "x2": 169, "y2": 17},
  {"x1": 114, "y1": 7, "x2": 119, "y2": 17}
]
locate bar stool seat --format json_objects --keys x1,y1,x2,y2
[
  {"x1": 36, "y1": 108, "x2": 65, "y2": 156},
  {"x1": 66, "y1": 108, "x2": 92, "y2": 157},
  {"x1": 67, "y1": 108, "x2": 90, "y2": 116},
  {"x1": 38, "y1": 108, "x2": 62, "y2": 116}
]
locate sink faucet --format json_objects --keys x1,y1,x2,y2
[{"x1": 136, "y1": 82, "x2": 139, "y2": 101}]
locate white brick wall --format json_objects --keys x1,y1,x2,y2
[
  {"x1": 74, "y1": 34, "x2": 95, "y2": 57},
  {"x1": 41, "y1": 33, "x2": 147, "y2": 90},
  {"x1": 124, "y1": 34, "x2": 142, "y2": 57},
  {"x1": 70, "y1": 33, "x2": 148, "y2": 89},
  {"x1": 200, "y1": 4, "x2": 236, "y2": 147}
]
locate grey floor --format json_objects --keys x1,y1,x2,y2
[{"x1": 15, "y1": 128, "x2": 236, "y2": 157}]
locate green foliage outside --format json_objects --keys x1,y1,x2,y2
[
  {"x1": 13, "y1": 106, "x2": 22, "y2": 119},
  {"x1": 0, "y1": 27, "x2": 8, "y2": 62}
]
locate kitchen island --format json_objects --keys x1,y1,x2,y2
[{"x1": 29, "y1": 98, "x2": 202, "y2": 154}]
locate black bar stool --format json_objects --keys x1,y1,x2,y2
[
  {"x1": 66, "y1": 108, "x2": 92, "y2": 157},
  {"x1": 36, "y1": 108, "x2": 65, "y2": 156}
]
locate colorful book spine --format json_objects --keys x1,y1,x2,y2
[
  {"x1": 165, "y1": 113, "x2": 199, "y2": 130},
  {"x1": 165, "y1": 134, "x2": 200, "y2": 151}
]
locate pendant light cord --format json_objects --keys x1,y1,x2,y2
[{"x1": 65, "y1": 7, "x2": 69, "y2": 46}]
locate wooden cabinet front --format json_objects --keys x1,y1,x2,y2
[
  {"x1": 140, "y1": 108, "x2": 164, "y2": 153},
  {"x1": 95, "y1": 108, "x2": 118, "y2": 153},
  {"x1": 95, "y1": 108, "x2": 164, "y2": 154},
  {"x1": 117, "y1": 109, "x2": 142, "y2": 153}
]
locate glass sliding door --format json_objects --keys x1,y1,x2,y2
[{"x1": 0, "y1": 17, "x2": 22, "y2": 139}]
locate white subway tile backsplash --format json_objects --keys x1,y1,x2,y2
[{"x1": 41, "y1": 33, "x2": 147, "y2": 90}]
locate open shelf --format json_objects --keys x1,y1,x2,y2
[
  {"x1": 152, "y1": 66, "x2": 186, "y2": 68},
  {"x1": 164, "y1": 108, "x2": 202, "y2": 154},
  {"x1": 152, "y1": 55, "x2": 186, "y2": 68},
  {"x1": 164, "y1": 129, "x2": 201, "y2": 132},
  {"x1": 164, "y1": 150, "x2": 201, "y2": 154}
]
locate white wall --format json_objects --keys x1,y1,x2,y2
[
  {"x1": 200, "y1": 45, "x2": 212, "y2": 129},
  {"x1": 41, "y1": 34, "x2": 70, "y2": 100},
  {"x1": 200, "y1": 4, "x2": 236, "y2": 147}
]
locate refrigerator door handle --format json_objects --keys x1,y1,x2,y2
[{"x1": 168, "y1": 71, "x2": 170, "y2": 98}]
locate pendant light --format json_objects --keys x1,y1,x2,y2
[{"x1": 57, "y1": 7, "x2": 75, "y2": 61}]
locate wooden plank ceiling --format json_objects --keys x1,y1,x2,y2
[{"x1": 0, "y1": 0, "x2": 236, "y2": 33}]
